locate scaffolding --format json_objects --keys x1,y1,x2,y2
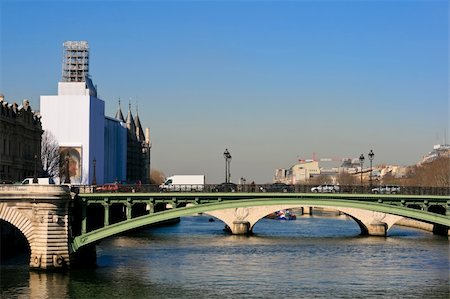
[{"x1": 62, "y1": 41, "x2": 89, "y2": 82}]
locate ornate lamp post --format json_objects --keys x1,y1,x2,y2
[
  {"x1": 223, "y1": 149, "x2": 232, "y2": 183},
  {"x1": 368, "y1": 150, "x2": 374, "y2": 189},
  {"x1": 33, "y1": 154, "x2": 38, "y2": 184},
  {"x1": 92, "y1": 158, "x2": 97, "y2": 186},
  {"x1": 64, "y1": 153, "x2": 71, "y2": 184},
  {"x1": 227, "y1": 152, "x2": 232, "y2": 183},
  {"x1": 359, "y1": 154, "x2": 365, "y2": 188}
]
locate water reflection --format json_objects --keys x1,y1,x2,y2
[
  {"x1": 29, "y1": 272, "x2": 69, "y2": 299},
  {"x1": 1, "y1": 215, "x2": 449, "y2": 299}
]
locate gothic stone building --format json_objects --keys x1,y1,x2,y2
[
  {"x1": 0, "y1": 95, "x2": 43, "y2": 182},
  {"x1": 115, "y1": 102, "x2": 151, "y2": 184}
]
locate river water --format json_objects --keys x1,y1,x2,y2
[{"x1": 1, "y1": 214, "x2": 449, "y2": 298}]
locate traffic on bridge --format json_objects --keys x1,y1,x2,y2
[{"x1": 77, "y1": 182, "x2": 450, "y2": 196}]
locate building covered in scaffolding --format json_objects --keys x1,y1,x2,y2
[
  {"x1": 62, "y1": 41, "x2": 89, "y2": 83},
  {"x1": 40, "y1": 41, "x2": 151, "y2": 185}
]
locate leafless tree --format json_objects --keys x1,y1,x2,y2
[
  {"x1": 411, "y1": 157, "x2": 450, "y2": 187},
  {"x1": 150, "y1": 169, "x2": 165, "y2": 184},
  {"x1": 336, "y1": 171, "x2": 357, "y2": 186},
  {"x1": 381, "y1": 172, "x2": 396, "y2": 185},
  {"x1": 41, "y1": 131, "x2": 59, "y2": 178},
  {"x1": 310, "y1": 174, "x2": 329, "y2": 185}
]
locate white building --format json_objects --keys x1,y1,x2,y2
[
  {"x1": 40, "y1": 80, "x2": 105, "y2": 184},
  {"x1": 40, "y1": 41, "x2": 128, "y2": 185}
]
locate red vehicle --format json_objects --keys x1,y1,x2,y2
[
  {"x1": 95, "y1": 182, "x2": 136, "y2": 193},
  {"x1": 96, "y1": 183, "x2": 119, "y2": 192}
]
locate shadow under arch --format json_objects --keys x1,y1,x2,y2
[
  {"x1": 220, "y1": 205, "x2": 377, "y2": 236},
  {"x1": 0, "y1": 203, "x2": 34, "y2": 250},
  {"x1": 1, "y1": 219, "x2": 31, "y2": 262}
]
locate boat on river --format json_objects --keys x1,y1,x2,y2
[{"x1": 267, "y1": 209, "x2": 296, "y2": 220}]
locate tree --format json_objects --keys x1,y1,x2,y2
[
  {"x1": 410, "y1": 157, "x2": 450, "y2": 187},
  {"x1": 150, "y1": 169, "x2": 165, "y2": 184},
  {"x1": 310, "y1": 174, "x2": 329, "y2": 185},
  {"x1": 336, "y1": 171, "x2": 357, "y2": 186},
  {"x1": 41, "y1": 131, "x2": 59, "y2": 178}
]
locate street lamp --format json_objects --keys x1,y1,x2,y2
[
  {"x1": 33, "y1": 154, "x2": 38, "y2": 184},
  {"x1": 368, "y1": 150, "x2": 374, "y2": 189},
  {"x1": 223, "y1": 149, "x2": 232, "y2": 183},
  {"x1": 359, "y1": 154, "x2": 365, "y2": 188},
  {"x1": 92, "y1": 158, "x2": 97, "y2": 186},
  {"x1": 64, "y1": 152, "x2": 71, "y2": 184}
]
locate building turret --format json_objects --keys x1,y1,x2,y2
[
  {"x1": 125, "y1": 103, "x2": 136, "y2": 135},
  {"x1": 115, "y1": 99, "x2": 125, "y2": 122},
  {"x1": 134, "y1": 107, "x2": 145, "y2": 142}
]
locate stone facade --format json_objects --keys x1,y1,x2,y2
[{"x1": 0, "y1": 95, "x2": 43, "y2": 182}]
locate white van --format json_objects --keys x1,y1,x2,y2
[
  {"x1": 159, "y1": 175, "x2": 205, "y2": 191},
  {"x1": 22, "y1": 177, "x2": 55, "y2": 185}
]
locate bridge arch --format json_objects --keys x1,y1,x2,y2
[
  {"x1": 206, "y1": 204, "x2": 403, "y2": 236},
  {"x1": 0, "y1": 203, "x2": 34, "y2": 247},
  {"x1": 72, "y1": 197, "x2": 450, "y2": 252}
]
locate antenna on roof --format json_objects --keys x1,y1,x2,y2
[{"x1": 135, "y1": 96, "x2": 139, "y2": 115}]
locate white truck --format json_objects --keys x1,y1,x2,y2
[{"x1": 159, "y1": 175, "x2": 205, "y2": 191}]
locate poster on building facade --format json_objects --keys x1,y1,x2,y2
[{"x1": 59, "y1": 146, "x2": 82, "y2": 184}]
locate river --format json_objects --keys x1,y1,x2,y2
[{"x1": 1, "y1": 213, "x2": 449, "y2": 298}]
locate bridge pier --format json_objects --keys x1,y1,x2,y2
[
  {"x1": 367, "y1": 221, "x2": 388, "y2": 236},
  {"x1": 302, "y1": 207, "x2": 313, "y2": 215},
  {"x1": 0, "y1": 185, "x2": 72, "y2": 271},
  {"x1": 337, "y1": 208, "x2": 403, "y2": 237},
  {"x1": 231, "y1": 220, "x2": 251, "y2": 235}
]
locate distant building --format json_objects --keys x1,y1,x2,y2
[
  {"x1": 0, "y1": 95, "x2": 43, "y2": 182},
  {"x1": 275, "y1": 160, "x2": 320, "y2": 184},
  {"x1": 419, "y1": 144, "x2": 450, "y2": 165}
]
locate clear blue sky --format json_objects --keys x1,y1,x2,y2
[{"x1": 1, "y1": 0, "x2": 448, "y2": 183}]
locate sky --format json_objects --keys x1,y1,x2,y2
[{"x1": 1, "y1": 0, "x2": 448, "y2": 183}]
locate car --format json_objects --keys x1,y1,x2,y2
[
  {"x1": 311, "y1": 184, "x2": 340, "y2": 193},
  {"x1": 372, "y1": 185, "x2": 400, "y2": 194},
  {"x1": 22, "y1": 177, "x2": 55, "y2": 185},
  {"x1": 95, "y1": 183, "x2": 133, "y2": 192},
  {"x1": 213, "y1": 182, "x2": 237, "y2": 192},
  {"x1": 260, "y1": 183, "x2": 294, "y2": 193},
  {"x1": 96, "y1": 183, "x2": 119, "y2": 192},
  {"x1": 1, "y1": 180, "x2": 14, "y2": 184}
]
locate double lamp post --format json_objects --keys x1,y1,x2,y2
[
  {"x1": 359, "y1": 149, "x2": 375, "y2": 189},
  {"x1": 223, "y1": 149, "x2": 232, "y2": 183}
]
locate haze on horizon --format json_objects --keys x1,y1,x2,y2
[{"x1": 1, "y1": 0, "x2": 448, "y2": 183}]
